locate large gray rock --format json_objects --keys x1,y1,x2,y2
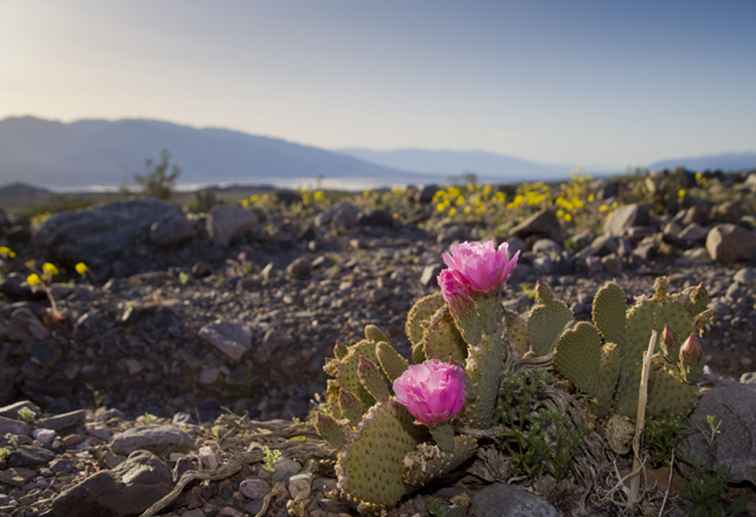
[
  {"x1": 314, "y1": 202, "x2": 360, "y2": 228},
  {"x1": 33, "y1": 199, "x2": 182, "y2": 265},
  {"x1": 149, "y1": 212, "x2": 196, "y2": 247},
  {"x1": 511, "y1": 209, "x2": 563, "y2": 243},
  {"x1": 471, "y1": 483, "x2": 559, "y2": 517},
  {"x1": 47, "y1": 450, "x2": 172, "y2": 517},
  {"x1": 603, "y1": 204, "x2": 649, "y2": 237},
  {"x1": 679, "y1": 380, "x2": 756, "y2": 484},
  {"x1": 199, "y1": 321, "x2": 252, "y2": 362},
  {"x1": 206, "y1": 205, "x2": 257, "y2": 246},
  {"x1": 706, "y1": 224, "x2": 756, "y2": 263},
  {"x1": 110, "y1": 425, "x2": 193, "y2": 456}
]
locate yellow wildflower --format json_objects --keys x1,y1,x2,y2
[
  {"x1": 448, "y1": 207, "x2": 458, "y2": 217},
  {"x1": 75, "y1": 262, "x2": 89, "y2": 276},
  {"x1": 27, "y1": 273, "x2": 42, "y2": 287},
  {"x1": 0, "y1": 246, "x2": 16, "y2": 259},
  {"x1": 677, "y1": 188, "x2": 686, "y2": 201},
  {"x1": 313, "y1": 191, "x2": 326, "y2": 203},
  {"x1": 42, "y1": 262, "x2": 59, "y2": 279},
  {"x1": 598, "y1": 204, "x2": 610, "y2": 213},
  {"x1": 562, "y1": 213, "x2": 573, "y2": 222}
]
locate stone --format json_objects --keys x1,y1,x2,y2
[
  {"x1": 32, "y1": 428, "x2": 56, "y2": 447},
  {"x1": 711, "y1": 200, "x2": 743, "y2": 223},
  {"x1": 314, "y1": 202, "x2": 360, "y2": 228},
  {"x1": 470, "y1": 483, "x2": 559, "y2": 517},
  {"x1": 272, "y1": 457, "x2": 301, "y2": 481},
  {"x1": 603, "y1": 204, "x2": 649, "y2": 237},
  {"x1": 575, "y1": 234, "x2": 618, "y2": 258},
  {"x1": 510, "y1": 209, "x2": 563, "y2": 243},
  {"x1": 417, "y1": 184, "x2": 439, "y2": 204},
  {"x1": 36, "y1": 410, "x2": 87, "y2": 431},
  {"x1": 198, "y1": 445, "x2": 218, "y2": 470},
  {"x1": 420, "y1": 264, "x2": 442, "y2": 286},
  {"x1": 0, "y1": 468, "x2": 36, "y2": 487},
  {"x1": 679, "y1": 380, "x2": 756, "y2": 484},
  {"x1": 734, "y1": 267, "x2": 755, "y2": 285},
  {"x1": 239, "y1": 478, "x2": 270, "y2": 500},
  {"x1": 110, "y1": 425, "x2": 193, "y2": 456},
  {"x1": 0, "y1": 416, "x2": 31, "y2": 436},
  {"x1": 682, "y1": 204, "x2": 710, "y2": 225},
  {"x1": 678, "y1": 223, "x2": 708, "y2": 244},
  {"x1": 740, "y1": 372, "x2": 756, "y2": 384},
  {"x1": 48, "y1": 450, "x2": 172, "y2": 517},
  {"x1": 531, "y1": 239, "x2": 561, "y2": 255},
  {"x1": 3, "y1": 307, "x2": 49, "y2": 342},
  {"x1": 199, "y1": 322, "x2": 252, "y2": 362},
  {"x1": 7, "y1": 445, "x2": 55, "y2": 468},
  {"x1": 33, "y1": 199, "x2": 182, "y2": 266},
  {"x1": 287, "y1": 257, "x2": 312, "y2": 279},
  {"x1": 288, "y1": 472, "x2": 313, "y2": 501},
  {"x1": 706, "y1": 224, "x2": 756, "y2": 263},
  {"x1": 207, "y1": 205, "x2": 257, "y2": 246},
  {"x1": 149, "y1": 212, "x2": 196, "y2": 247},
  {"x1": 358, "y1": 209, "x2": 394, "y2": 227}
]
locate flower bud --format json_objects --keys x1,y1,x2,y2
[
  {"x1": 679, "y1": 334, "x2": 703, "y2": 367},
  {"x1": 660, "y1": 324, "x2": 674, "y2": 356}
]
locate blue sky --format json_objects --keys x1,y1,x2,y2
[{"x1": 3, "y1": 0, "x2": 755, "y2": 167}]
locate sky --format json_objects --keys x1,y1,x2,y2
[{"x1": 2, "y1": 0, "x2": 756, "y2": 168}]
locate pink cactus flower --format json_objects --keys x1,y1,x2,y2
[
  {"x1": 440, "y1": 240, "x2": 519, "y2": 295},
  {"x1": 437, "y1": 268, "x2": 474, "y2": 312},
  {"x1": 393, "y1": 359, "x2": 465, "y2": 426}
]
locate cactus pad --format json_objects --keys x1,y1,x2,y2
[
  {"x1": 357, "y1": 356, "x2": 390, "y2": 402},
  {"x1": 554, "y1": 322, "x2": 602, "y2": 396},
  {"x1": 592, "y1": 282, "x2": 627, "y2": 345},
  {"x1": 375, "y1": 341, "x2": 408, "y2": 381},
  {"x1": 423, "y1": 306, "x2": 467, "y2": 365},
  {"x1": 314, "y1": 412, "x2": 348, "y2": 448},
  {"x1": 405, "y1": 293, "x2": 445, "y2": 348},
  {"x1": 504, "y1": 309, "x2": 529, "y2": 357},
  {"x1": 527, "y1": 299, "x2": 572, "y2": 355},
  {"x1": 402, "y1": 435, "x2": 478, "y2": 487}
]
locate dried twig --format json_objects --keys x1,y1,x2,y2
[
  {"x1": 629, "y1": 329, "x2": 658, "y2": 506},
  {"x1": 658, "y1": 450, "x2": 675, "y2": 517}
]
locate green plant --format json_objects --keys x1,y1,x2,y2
[
  {"x1": 550, "y1": 278, "x2": 709, "y2": 418},
  {"x1": 681, "y1": 465, "x2": 746, "y2": 517},
  {"x1": 17, "y1": 406, "x2": 36, "y2": 423},
  {"x1": 135, "y1": 149, "x2": 181, "y2": 200},
  {"x1": 0, "y1": 447, "x2": 10, "y2": 462},
  {"x1": 262, "y1": 446, "x2": 282, "y2": 473},
  {"x1": 644, "y1": 415, "x2": 687, "y2": 468}
]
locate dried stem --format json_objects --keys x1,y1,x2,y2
[{"x1": 629, "y1": 329, "x2": 658, "y2": 506}]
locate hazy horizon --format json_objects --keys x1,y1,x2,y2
[{"x1": 4, "y1": 0, "x2": 756, "y2": 169}]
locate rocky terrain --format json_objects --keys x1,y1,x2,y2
[{"x1": 0, "y1": 168, "x2": 754, "y2": 516}]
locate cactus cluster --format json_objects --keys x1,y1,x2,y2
[
  {"x1": 551, "y1": 278, "x2": 710, "y2": 418},
  {"x1": 504, "y1": 282, "x2": 573, "y2": 358},
  {"x1": 313, "y1": 286, "x2": 512, "y2": 510}
]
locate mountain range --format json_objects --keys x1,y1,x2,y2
[{"x1": 0, "y1": 116, "x2": 753, "y2": 190}]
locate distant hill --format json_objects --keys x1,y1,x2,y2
[
  {"x1": 649, "y1": 152, "x2": 756, "y2": 172},
  {"x1": 0, "y1": 116, "x2": 421, "y2": 189},
  {"x1": 340, "y1": 148, "x2": 577, "y2": 182}
]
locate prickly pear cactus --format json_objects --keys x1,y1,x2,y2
[
  {"x1": 505, "y1": 282, "x2": 573, "y2": 357},
  {"x1": 554, "y1": 278, "x2": 708, "y2": 418}
]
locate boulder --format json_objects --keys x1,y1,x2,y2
[
  {"x1": 705, "y1": 224, "x2": 756, "y2": 263},
  {"x1": 207, "y1": 205, "x2": 257, "y2": 246},
  {"x1": 149, "y1": 212, "x2": 196, "y2": 247},
  {"x1": 417, "y1": 184, "x2": 440, "y2": 204},
  {"x1": 110, "y1": 425, "x2": 194, "y2": 456},
  {"x1": 358, "y1": 209, "x2": 395, "y2": 227},
  {"x1": 603, "y1": 204, "x2": 649, "y2": 237},
  {"x1": 33, "y1": 199, "x2": 182, "y2": 265},
  {"x1": 47, "y1": 450, "x2": 172, "y2": 517},
  {"x1": 314, "y1": 202, "x2": 360, "y2": 228},
  {"x1": 470, "y1": 483, "x2": 559, "y2": 517},
  {"x1": 679, "y1": 380, "x2": 756, "y2": 484},
  {"x1": 511, "y1": 209, "x2": 563, "y2": 243}
]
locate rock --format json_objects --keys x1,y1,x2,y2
[
  {"x1": 286, "y1": 257, "x2": 312, "y2": 279},
  {"x1": 0, "y1": 467, "x2": 36, "y2": 487},
  {"x1": 239, "y1": 478, "x2": 270, "y2": 500},
  {"x1": 420, "y1": 264, "x2": 442, "y2": 286},
  {"x1": 272, "y1": 457, "x2": 301, "y2": 481},
  {"x1": 3, "y1": 307, "x2": 49, "y2": 342},
  {"x1": 7, "y1": 445, "x2": 55, "y2": 468},
  {"x1": 314, "y1": 202, "x2": 360, "y2": 228},
  {"x1": 199, "y1": 322, "x2": 252, "y2": 362},
  {"x1": 575, "y1": 235, "x2": 618, "y2": 258},
  {"x1": 149, "y1": 212, "x2": 196, "y2": 247},
  {"x1": 470, "y1": 483, "x2": 559, "y2": 517},
  {"x1": 110, "y1": 425, "x2": 193, "y2": 455},
  {"x1": 417, "y1": 184, "x2": 439, "y2": 204},
  {"x1": 47, "y1": 450, "x2": 172, "y2": 517},
  {"x1": 0, "y1": 416, "x2": 31, "y2": 436},
  {"x1": 531, "y1": 239, "x2": 561, "y2": 255},
  {"x1": 682, "y1": 247, "x2": 710, "y2": 263},
  {"x1": 36, "y1": 410, "x2": 87, "y2": 431},
  {"x1": 358, "y1": 209, "x2": 394, "y2": 227},
  {"x1": 734, "y1": 267, "x2": 755, "y2": 285},
  {"x1": 206, "y1": 205, "x2": 257, "y2": 246},
  {"x1": 711, "y1": 200, "x2": 743, "y2": 223},
  {"x1": 705, "y1": 224, "x2": 756, "y2": 263},
  {"x1": 603, "y1": 204, "x2": 649, "y2": 237},
  {"x1": 678, "y1": 223, "x2": 708, "y2": 244},
  {"x1": 33, "y1": 199, "x2": 182, "y2": 266},
  {"x1": 33, "y1": 428, "x2": 57, "y2": 447},
  {"x1": 510, "y1": 209, "x2": 563, "y2": 243},
  {"x1": 198, "y1": 446, "x2": 218, "y2": 470},
  {"x1": 288, "y1": 472, "x2": 313, "y2": 501},
  {"x1": 679, "y1": 380, "x2": 756, "y2": 484},
  {"x1": 740, "y1": 372, "x2": 756, "y2": 384},
  {"x1": 0, "y1": 208, "x2": 9, "y2": 229},
  {"x1": 682, "y1": 204, "x2": 710, "y2": 225}
]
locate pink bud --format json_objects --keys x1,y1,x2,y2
[
  {"x1": 661, "y1": 324, "x2": 674, "y2": 355},
  {"x1": 392, "y1": 359, "x2": 465, "y2": 426},
  {"x1": 440, "y1": 240, "x2": 519, "y2": 295},
  {"x1": 679, "y1": 334, "x2": 703, "y2": 366},
  {"x1": 437, "y1": 269, "x2": 473, "y2": 313}
]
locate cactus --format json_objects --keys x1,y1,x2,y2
[
  {"x1": 553, "y1": 278, "x2": 707, "y2": 418},
  {"x1": 504, "y1": 282, "x2": 573, "y2": 357}
]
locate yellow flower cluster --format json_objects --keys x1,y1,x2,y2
[
  {"x1": 299, "y1": 188, "x2": 328, "y2": 206},
  {"x1": 0, "y1": 246, "x2": 16, "y2": 259},
  {"x1": 240, "y1": 193, "x2": 277, "y2": 208},
  {"x1": 432, "y1": 183, "x2": 504, "y2": 219},
  {"x1": 25, "y1": 260, "x2": 89, "y2": 288},
  {"x1": 31, "y1": 212, "x2": 51, "y2": 230},
  {"x1": 506, "y1": 182, "x2": 551, "y2": 210}
]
